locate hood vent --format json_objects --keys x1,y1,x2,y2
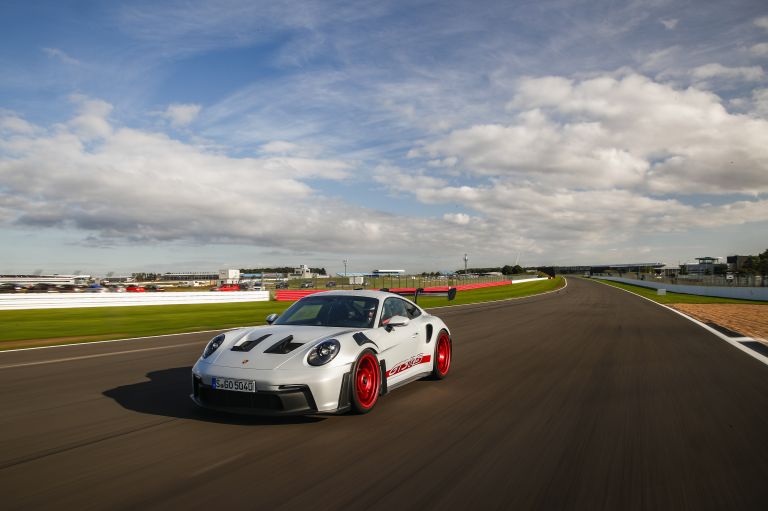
[
  {"x1": 232, "y1": 333, "x2": 272, "y2": 352},
  {"x1": 264, "y1": 335, "x2": 303, "y2": 355}
]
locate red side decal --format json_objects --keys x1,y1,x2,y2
[{"x1": 386, "y1": 353, "x2": 432, "y2": 378}]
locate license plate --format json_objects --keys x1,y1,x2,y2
[{"x1": 211, "y1": 377, "x2": 256, "y2": 393}]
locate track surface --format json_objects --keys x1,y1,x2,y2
[{"x1": 1, "y1": 278, "x2": 767, "y2": 510}]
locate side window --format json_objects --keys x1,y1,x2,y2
[
  {"x1": 403, "y1": 300, "x2": 421, "y2": 319},
  {"x1": 380, "y1": 298, "x2": 408, "y2": 325}
]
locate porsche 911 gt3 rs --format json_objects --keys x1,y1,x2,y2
[{"x1": 191, "y1": 290, "x2": 452, "y2": 415}]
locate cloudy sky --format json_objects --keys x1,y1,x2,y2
[{"x1": 1, "y1": 0, "x2": 767, "y2": 275}]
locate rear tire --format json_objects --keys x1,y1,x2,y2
[
  {"x1": 431, "y1": 329, "x2": 451, "y2": 379},
  {"x1": 350, "y1": 349, "x2": 381, "y2": 414}
]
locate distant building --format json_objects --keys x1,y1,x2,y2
[
  {"x1": 372, "y1": 269, "x2": 406, "y2": 276},
  {"x1": 160, "y1": 271, "x2": 219, "y2": 282},
  {"x1": 684, "y1": 257, "x2": 724, "y2": 276},
  {"x1": 554, "y1": 263, "x2": 663, "y2": 274},
  {"x1": 0, "y1": 274, "x2": 91, "y2": 285},
  {"x1": 101, "y1": 275, "x2": 135, "y2": 284},
  {"x1": 218, "y1": 269, "x2": 240, "y2": 285},
  {"x1": 727, "y1": 255, "x2": 751, "y2": 272},
  {"x1": 290, "y1": 265, "x2": 313, "y2": 279},
  {"x1": 289, "y1": 265, "x2": 326, "y2": 279}
]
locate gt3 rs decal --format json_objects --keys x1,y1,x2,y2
[{"x1": 386, "y1": 353, "x2": 431, "y2": 378}]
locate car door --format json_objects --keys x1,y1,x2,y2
[{"x1": 377, "y1": 297, "x2": 431, "y2": 385}]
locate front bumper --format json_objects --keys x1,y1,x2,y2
[
  {"x1": 191, "y1": 379, "x2": 319, "y2": 416},
  {"x1": 191, "y1": 360, "x2": 352, "y2": 415}
]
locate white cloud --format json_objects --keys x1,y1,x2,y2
[
  {"x1": 162, "y1": 103, "x2": 202, "y2": 127},
  {"x1": 638, "y1": 46, "x2": 680, "y2": 70},
  {"x1": 427, "y1": 157, "x2": 457, "y2": 168},
  {"x1": 752, "y1": 88, "x2": 768, "y2": 117},
  {"x1": 689, "y1": 63, "x2": 764, "y2": 82},
  {"x1": 41, "y1": 47, "x2": 80, "y2": 65},
  {"x1": 68, "y1": 95, "x2": 113, "y2": 140},
  {"x1": 507, "y1": 76, "x2": 573, "y2": 111},
  {"x1": 755, "y1": 16, "x2": 768, "y2": 31},
  {"x1": 424, "y1": 73, "x2": 768, "y2": 195},
  {"x1": 0, "y1": 103, "x2": 489, "y2": 259},
  {"x1": 380, "y1": 179, "x2": 768, "y2": 252},
  {"x1": 261, "y1": 140, "x2": 300, "y2": 154},
  {"x1": 660, "y1": 18, "x2": 678, "y2": 30},
  {"x1": 443, "y1": 212, "x2": 471, "y2": 225},
  {"x1": 373, "y1": 165, "x2": 447, "y2": 195},
  {"x1": 750, "y1": 43, "x2": 768, "y2": 57},
  {"x1": 0, "y1": 113, "x2": 38, "y2": 134}
]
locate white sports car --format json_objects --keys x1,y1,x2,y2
[{"x1": 191, "y1": 290, "x2": 452, "y2": 415}]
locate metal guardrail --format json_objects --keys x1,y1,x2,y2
[
  {"x1": 591, "y1": 273, "x2": 766, "y2": 288},
  {"x1": 0, "y1": 291, "x2": 270, "y2": 311},
  {"x1": 594, "y1": 276, "x2": 768, "y2": 302}
]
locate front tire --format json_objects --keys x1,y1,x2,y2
[
  {"x1": 350, "y1": 349, "x2": 381, "y2": 414},
  {"x1": 431, "y1": 329, "x2": 452, "y2": 379}
]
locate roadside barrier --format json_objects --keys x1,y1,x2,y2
[
  {"x1": 596, "y1": 276, "x2": 768, "y2": 302},
  {"x1": 274, "y1": 277, "x2": 549, "y2": 301},
  {"x1": 274, "y1": 289, "x2": 332, "y2": 301},
  {"x1": 0, "y1": 291, "x2": 270, "y2": 310}
]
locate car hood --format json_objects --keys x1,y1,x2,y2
[{"x1": 206, "y1": 325, "x2": 356, "y2": 370}]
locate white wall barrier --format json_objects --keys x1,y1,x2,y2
[
  {"x1": 0, "y1": 291, "x2": 271, "y2": 311},
  {"x1": 596, "y1": 276, "x2": 768, "y2": 302}
]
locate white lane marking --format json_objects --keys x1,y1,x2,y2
[
  {"x1": 0, "y1": 328, "x2": 226, "y2": 354},
  {"x1": 589, "y1": 279, "x2": 768, "y2": 367},
  {"x1": 428, "y1": 277, "x2": 568, "y2": 310},
  {"x1": 190, "y1": 454, "x2": 245, "y2": 477},
  {"x1": 0, "y1": 342, "x2": 203, "y2": 370}
]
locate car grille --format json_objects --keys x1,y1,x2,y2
[{"x1": 198, "y1": 387, "x2": 283, "y2": 410}]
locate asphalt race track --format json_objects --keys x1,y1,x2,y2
[{"x1": 1, "y1": 278, "x2": 767, "y2": 510}]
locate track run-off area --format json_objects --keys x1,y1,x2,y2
[{"x1": 1, "y1": 277, "x2": 767, "y2": 510}]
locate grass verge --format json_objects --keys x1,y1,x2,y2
[
  {"x1": 0, "y1": 277, "x2": 564, "y2": 350},
  {"x1": 591, "y1": 278, "x2": 767, "y2": 305},
  {"x1": 417, "y1": 277, "x2": 563, "y2": 308}
]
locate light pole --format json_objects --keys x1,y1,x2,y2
[
  {"x1": 463, "y1": 253, "x2": 468, "y2": 280},
  {"x1": 343, "y1": 259, "x2": 348, "y2": 288}
]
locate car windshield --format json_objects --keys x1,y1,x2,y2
[{"x1": 275, "y1": 295, "x2": 379, "y2": 328}]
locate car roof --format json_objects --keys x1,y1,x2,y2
[{"x1": 305, "y1": 289, "x2": 412, "y2": 301}]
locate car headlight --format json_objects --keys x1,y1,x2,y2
[
  {"x1": 307, "y1": 339, "x2": 340, "y2": 366},
  {"x1": 203, "y1": 334, "x2": 225, "y2": 359}
]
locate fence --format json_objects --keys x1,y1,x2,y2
[
  {"x1": 294, "y1": 273, "x2": 519, "y2": 290},
  {"x1": 592, "y1": 273, "x2": 765, "y2": 288},
  {"x1": 595, "y1": 276, "x2": 768, "y2": 302},
  {"x1": 0, "y1": 291, "x2": 270, "y2": 310}
]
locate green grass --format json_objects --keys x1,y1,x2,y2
[
  {"x1": 0, "y1": 277, "x2": 564, "y2": 349},
  {"x1": 591, "y1": 278, "x2": 767, "y2": 305},
  {"x1": 417, "y1": 277, "x2": 564, "y2": 308},
  {"x1": 0, "y1": 301, "x2": 291, "y2": 348}
]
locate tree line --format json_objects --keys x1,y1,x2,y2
[
  {"x1": 740, "y1": 249, "x2": 768, "y2": 276},
  {"x1": 454, "y1": 265, "x2": 526, "y2": 275}
]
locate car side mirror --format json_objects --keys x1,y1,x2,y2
[
  {"x1": 386, "y1": 315, "x2": 410, "y2": 328},
  {"x1": 266, "y1": 313, "x2": 279, "y2": 324}
]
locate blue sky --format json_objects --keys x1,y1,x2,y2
[{"x1": 1, "y1": 0, "x2": 767, "y2": 275}]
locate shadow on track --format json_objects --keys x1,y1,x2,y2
[{"x1": 103, "y1": 366, "x2": 324, "y2": 425}]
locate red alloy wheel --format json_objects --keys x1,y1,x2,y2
[
  {"x1": 354, "y1": 353, "x2": 380, "y2": 410},
  {"x1": 436, "y1": 332, "x2": 451, "y2": 376}
]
